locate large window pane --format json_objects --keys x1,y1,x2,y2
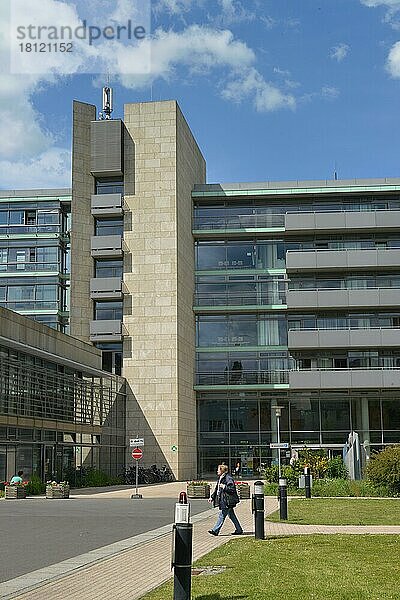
[
  {"x1": 230, "y1": 400, "x2": 259, "y2": 431},
  {"x1": 196, "y1": 243, "x2": 225, "y2": 270},
  {"x1": 321, "y1": 399, "x2": 350, "y2": 430},
  {"x1": 290, "y1": 398, "x2": 320, "y2": 431}
]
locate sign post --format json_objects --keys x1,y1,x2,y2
[{"x1": 131, "y1": 447, "x2": 143, "y2": 500}]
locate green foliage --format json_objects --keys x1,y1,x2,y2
[
  {"x1": 297, "y1": 448, "x2": 329, "y2": 479},
  {"x1": 263, "y1": 451, "x2": 348, "y2": 485},
  {"x1": 326, "y1": 456, "x2": 348, "y2": 479},
  {"x1": 264, "y1": 482, "x2": 304, "y2": 496},
  {"x1": 64, "y1": 467, "x2": 123, "y2": 488},
  {"x1": 25, "y1": 474, "x2": 46, "y2": 495},
  {"x1": 312, "y1": 478, "x2": 390, "y2": 497},
  {"x1": 366, "y1": 446, "x2": 400, "y2": 494}
]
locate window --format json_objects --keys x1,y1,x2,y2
[
  {"x1": 94, "y1": 301, "x2": 123, "y2": 320},
  {"x1": 25, "y1": 211, "x2": 36, "y2": 225},
  {"x1": 95, "y1": 218, "x2": 123, "y2": 237},
  {"x1": 95, "y1": 178, "x2": 124, "y2": 195},
  {"x1": 0, "y1": 249, "x2": 7, "y2": 271},
  {"x1": 95, "y1": 259, "x2": 123, "y2": 278}
]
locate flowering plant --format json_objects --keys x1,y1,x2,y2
[
  {"x1": 4, "y1": 480, "x2": 28, "y2": 486},
  {"x1": 46, "y1": 480, "x2": 69, "y2": 488}
]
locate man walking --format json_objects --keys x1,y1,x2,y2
[{"x1": 208, "y1": 464, "x2": 243, "y2": 536}]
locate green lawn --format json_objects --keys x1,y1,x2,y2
[
  {"x1": 142, "y1": 535, "x2": 400, "y2": 600},
  {"x1": 267, "y1": 498, "x2": 400, "y2": 526}
]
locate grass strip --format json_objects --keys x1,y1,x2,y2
[
  {"x1": 142, "y1": 535, "x2": 400, "y2": 600},
  {"x1": 267, "y1": 498, "x2": 400, "y2": 525}
]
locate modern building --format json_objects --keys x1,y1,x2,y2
[
  {"x1": 0, "y1": 189, "x2": 71, "y2": 332},
  {"x1": 193, "y1": 179, "x2": 400, "y2": 475},
  {"x1": 0, "y1": 306, "x2": 126, "y2": 483},
  {"x1": 2, "y1": 95, "x2": 400, "y2": 479}
]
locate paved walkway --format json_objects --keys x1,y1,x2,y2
[{"x1": 1, "y1": 485, "x2": 400, "y2": 600}]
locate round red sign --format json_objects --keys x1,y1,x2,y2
[{"x1": 131, "y1": 447, "x2": 143, "y2": 460}]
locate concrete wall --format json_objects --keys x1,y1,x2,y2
[
  {"x1": 122, "y1": 100, "x2": 205, "y2": 479},
  {"x1": 70, "y1": 100, "x2": 96, "y2": 342},
  {"x1": 0, "y1": 306, "x2": 101, "y2": 370}
]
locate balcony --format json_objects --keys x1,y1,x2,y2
[
  {"x1": 287, "y1": 288, "x2": 400, "y2": 310},
  {"x1": 91, "y1": 235, "x2": 123, "y2": 258},
  {"x1": 194, "y1": 291, "x2": 286, "y2": 309},
  {"x1": 91, "y1": 193, "x2": 123, "y2": 217},
  {"x1": 288, "y1": 327, "x2": 400, "y2": 350},
  {"x1": 90, "y1": 277, "x2": 123, "y2": 300},
  {"x1": 289, "y1": 368, "x2": 400, "y2": 389},
  {"x1": 193, "y1": 213, "x2": 285, "y2": 234},
  {"x1": 196, "y1": 370, "x2": 288, "y2": 387},
  {"x1": 89, "y1": 319, "x2": 122, "y2": 342},
  {"x1": 286, "y1": 248, "x2": 400, "y2": 273},
  {"x1": 285, "y1": 209, "x2": 400, "y2": 234}
]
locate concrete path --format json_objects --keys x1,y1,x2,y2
[{"x1": 1, "y1": 485, "x2": 400, "y2": 600}]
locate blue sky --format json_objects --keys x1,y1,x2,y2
[{"x1": 2, "y1": 0, "x2": 400, "y2": 188}]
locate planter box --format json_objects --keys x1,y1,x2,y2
[
  {"x1": 5, "y1": 485, "x2": 26, "y2": 499},
  {"x1": 236, "y1": 483, "x2": 250, "y2": 499},
  {"x1": 187, "y1": 484, "x2": 210, "y2": 499},
  {"x1": 46, "y1": 485, "x2": 70, "y2": 499}
]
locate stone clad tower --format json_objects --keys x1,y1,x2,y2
[{"x1": 71, "y1": 98, "x2": 206, "y2": 479}]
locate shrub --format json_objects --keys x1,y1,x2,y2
[
  {"x1": 366, "y1": 446, "x2": 400, "y2": 494},
  {"x1": 25, "y1": 474, "x2": 46, "y2": 495},
  {"x1": 326, "y1": 457, "x2": 348, "y2": 480},
  {"x1": 297, "y1": 448, "x2": 329, "y2": 479},
  {"x1": 64, "y1": 467, "x2": 123, "y2": 488}
]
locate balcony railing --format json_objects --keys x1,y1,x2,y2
[
  {"x1": 196, "y1": 370, "x2": 289, "y2": 386},
  {"x1": 0, "y1": 300, "x2": 59, "y2": 311},
  {"x1": 194, "y1": 292, "x2": 286, "y2": 307},
  {"x1": 0, "y1": 224, "x2": 62, "y2": 234},
  {"x1": 193, "y1": 214, "x2": 285, "y2": 231},
  {"x1": 0, "y1": 262, "x2": 61, "y2": 273}
]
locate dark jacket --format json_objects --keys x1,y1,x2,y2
[{"x1": 211, "y1": 473, "x2": 238, "y2": 509}]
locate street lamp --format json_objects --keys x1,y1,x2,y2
[{"x1": 272, "y1": 405, "x2": 282, "y2": 479}]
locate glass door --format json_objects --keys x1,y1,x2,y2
[{"x1": 44, "y1": 445, "x2": 55, "y2": 481}]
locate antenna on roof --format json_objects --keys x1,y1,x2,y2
[
  {"x1": 334, "y1": 161, "x2": 338, "y2": 181},
  {"x1": 99, "y1": 77, "x2": 113, "y2": 120}
]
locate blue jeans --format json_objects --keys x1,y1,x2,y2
[{"x1": 212, "y1": 507, "x2": 243, "y2": 534}]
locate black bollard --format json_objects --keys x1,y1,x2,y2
[
  {"x1": 172, "y1": 492, "x2": 192, "y2": 600},
  {"x1": 252, "y1": 480, "x2": 265, "y2": 540},
  {"x1": 172, "y1": 523, "x2": 193, "y2": 600},
  {"x1": 304, "y1": 466, "x2": 312, "y2": 499},
  {"x1": 279, "y1": 477, "x2": 288, "y2": 520}
]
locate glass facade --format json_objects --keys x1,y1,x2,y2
[
  {"x1": 194, "y1": 190, "x2": 400, "y2": 477},
  {"x1": 0, "y1": 343, "x2": 125, "y2": 482},
  {"x1": 0, "y1": 195, "x2": 70, "y2": 332}
]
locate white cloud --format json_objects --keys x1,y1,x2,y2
[
  {"x1": 321, "y1": 85, "x2": 340, "y2": 99},
  {"x1": 222, "y1": 67, "x2": 296, "y2": 112},
  {"x1": 116, "y1": 25, "x2": 255, "y2": 85},
  {"x1": 0, "y1": 0, "x2": 302, "y2": 189},
  {"x1": 330, "y1": 43, "x2": 349, "y2": 62},
  {"x1": 387, "y1": 40, "x2": 400, "y2": 75},
  {"x1": 361, "y1": 0, "x2": 400, "y2": 8},
  {"x1": 215, "y1": 0, "x2": 255, "y2": 26},
  {"x1": 0, "y1": 148, "x2": 71, "y2": 189},
  {"x1": 154, "y1": 0, "x2": 197, "y2": 14},
  {"x1": 273, "y1": 67, "x2": 291, "y2": 76},
  {"x1": 260, "y1": 15, "x2": 276, "y2": 29},
  {"x1": 360, "y1": 0, "x2": 400, "y2": 28}
]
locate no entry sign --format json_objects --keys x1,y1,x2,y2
[{"x1": 131, "y1": 447, "x2": 143, "y2": 460}]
